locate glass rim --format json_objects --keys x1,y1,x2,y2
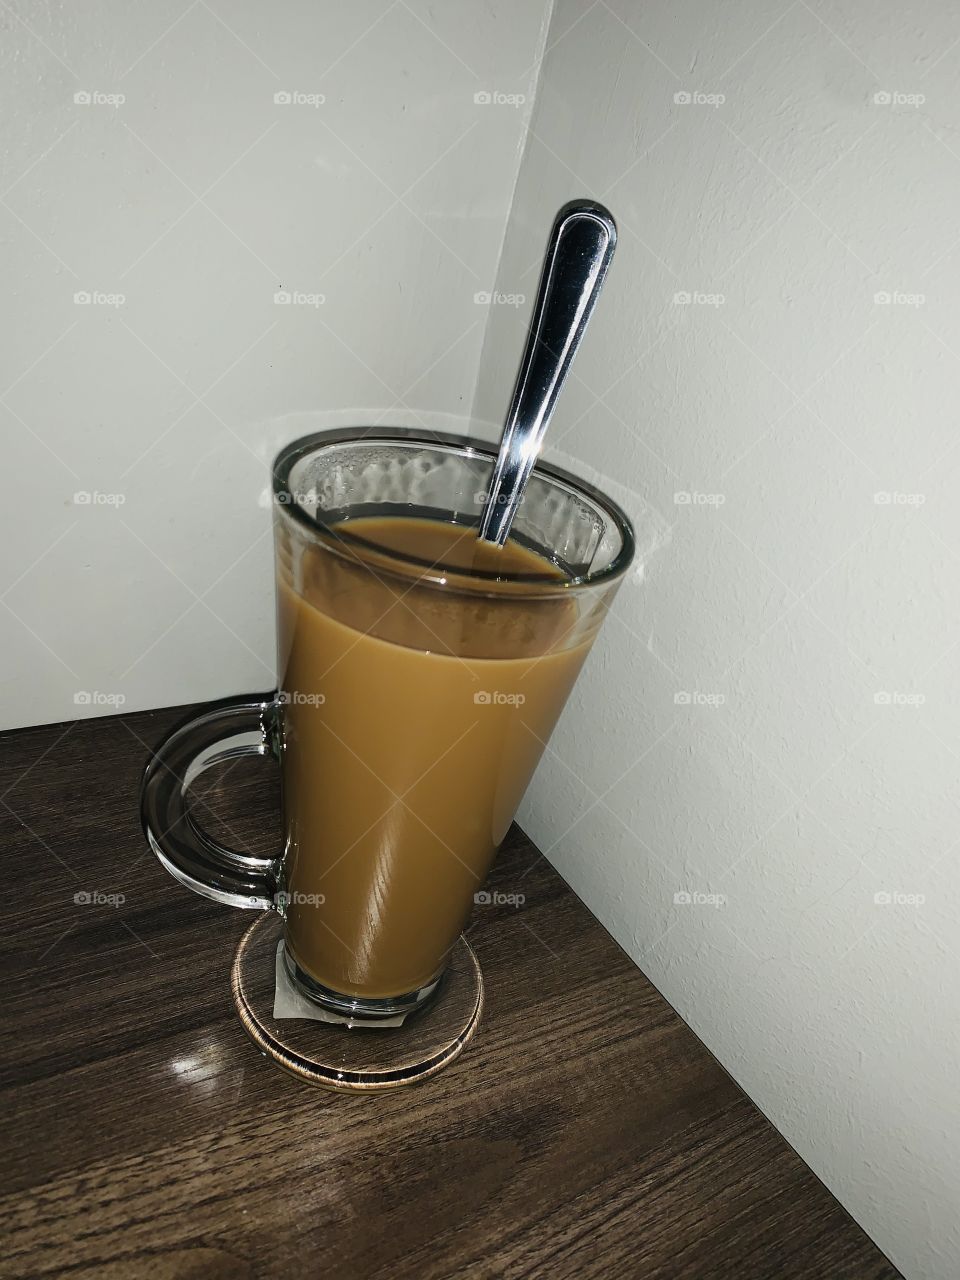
[{"x1": 272, "y1": 426, "x2": 636, "y2": 595}]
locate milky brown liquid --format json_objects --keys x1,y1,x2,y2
[{"x1": 277, "y1": 517, "x2": 592, "y2": 1000}]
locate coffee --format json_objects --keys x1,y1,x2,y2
[{"x1": 276, "y1": 516, "x2": 594, "y2": 1000}]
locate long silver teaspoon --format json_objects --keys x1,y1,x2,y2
[{"x1": 477, "y1": 199, "x2": 617, "y2": 546}]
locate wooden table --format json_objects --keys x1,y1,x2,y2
[{"x1": 0, "y1": 705, "x2": 900, "y2": 1279}]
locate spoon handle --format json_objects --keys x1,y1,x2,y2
[{"x1": 477, "y1": 199, "x2": 617, "y2": 546}]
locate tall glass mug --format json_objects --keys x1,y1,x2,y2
[{"x1": 142, "y1": 429, "x2": 634, "y2": 1042}]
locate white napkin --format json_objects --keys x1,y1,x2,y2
[{"x1": 272, "y1": 941, "x2": 409, "y2": 1027}]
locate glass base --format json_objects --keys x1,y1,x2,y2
[
  {"x1": 230, "y1": 912, "x2": 484, "y2": 1092},
  {"x1": 281, "y1": 944, "x2": 444, "y2": 1021}
]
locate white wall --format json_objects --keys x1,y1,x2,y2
[
  {"x1": 0, "y1": 0, "x2": 551, "y2": 729},
  {"x1": 472, "y1": 3, "x2": 960, "y2": 1278}
]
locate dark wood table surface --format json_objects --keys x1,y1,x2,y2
[{"x1": 0, "y1": 704, "x2": 900, "y2": 1280}]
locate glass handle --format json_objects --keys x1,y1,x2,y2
[{"x1": 140, "y1": 695, "x2": 282, "y2": 910}]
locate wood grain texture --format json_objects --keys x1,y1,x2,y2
[{"x1": 0, "y1": 705, "x2": 901, "y2": 1280}]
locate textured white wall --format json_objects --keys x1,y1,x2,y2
[
  {"x1": 472, "y1": 3, "x2": 960, "y2": 1277},
  {"x1": 0, "y1": 0, "x2": 551, "y2": 729}
]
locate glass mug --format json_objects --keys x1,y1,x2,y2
[{"x1": 142, "y1": 428, "x2": 634, "y2": 1022}]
